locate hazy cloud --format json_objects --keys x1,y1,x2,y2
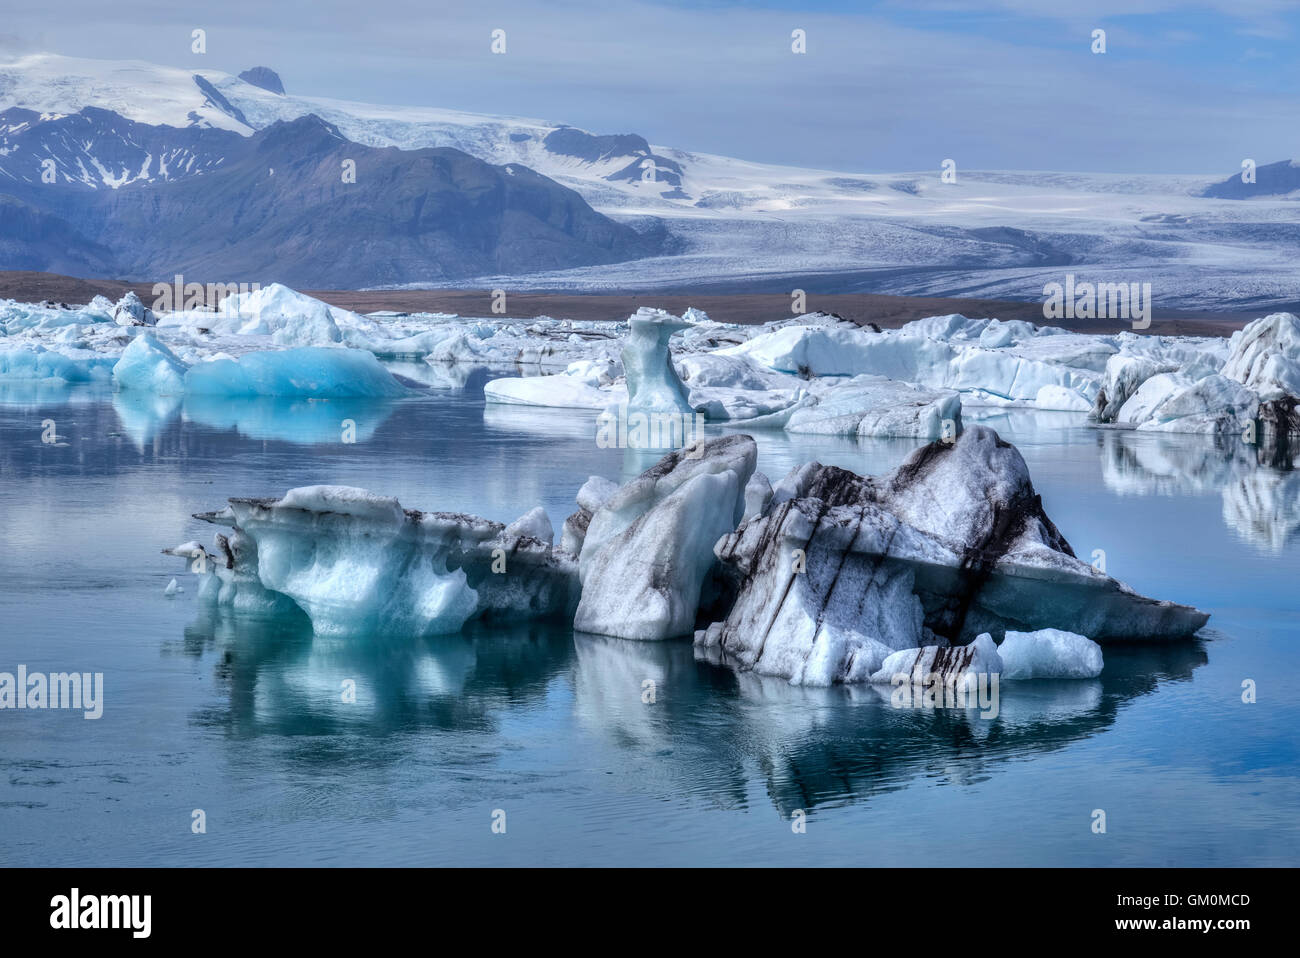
[{"x1": 3, "y1": 0, "x2": 1295, "y2": 174}]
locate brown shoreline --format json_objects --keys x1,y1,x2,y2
[{"x1": 0, "y1": 270, "x2": 1263, "y2": 338}]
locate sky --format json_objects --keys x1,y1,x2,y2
[{"x1": 2, "y1": 0, "x2": 1297, "y2": 174}]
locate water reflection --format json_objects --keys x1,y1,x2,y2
[
  {"x1": 174, "y1": 606, "x2": 573, "y2": 738},
  {"x1": 1099, "y1": 430, "x2": 1300, "y2": 552},
  {"x1": 178, "y1": 604, "x2": 1209, "y2": 817},
  {"x1": 105, "y1": 392, "x2": 406, "y2": 447}
]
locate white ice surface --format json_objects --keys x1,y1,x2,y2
[{"x1": 997, "y1": 629, "x2": 1103, "y2": 680}]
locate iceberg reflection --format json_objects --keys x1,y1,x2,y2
[
  {"x1": 1099, "y1": 429, "x2": 1300, "y2": 551},
  {"x1": 109, "y1": 391, "x2": 401, "y2": 446}
]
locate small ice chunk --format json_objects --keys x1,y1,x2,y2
[
  {"x1": 164, "y1": 577, "x2": 182, "y2": 596},
  {"x1": 998, "y1": 628, "x2": 1103, "y2": 679},
  {"x1": 505, "y1": 506, "x2": 553, "y2": 546},
  {"x1": 278, "y1": 485, "x2": 406, "y2": 525},
  {"x1": 870, "y1": 633, "x2": 1003, "y2": 688},
  {"x1": 112, "y1": 334, "x2": 190, "y2": 395},
  {"x1": 576, "y1": 476, "x2": 620, "y2": 512},
  {"x1": 743, "y1": 470, "x2": 772, "y2": 520}
]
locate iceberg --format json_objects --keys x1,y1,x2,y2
[
  {"x1": 180, "y1": 485, "x2": 580, "y2": 636},
  {"x1": 0, "y1": 345, "x2": 114, "y2": 382},
  {"x1": 1222, "y1": 312, "x2": 1300, "y2": 401},
  {"x1": 769, "y1": 374, "x2": 960, "y2": 439},
  {"x1": 621, "y1": 307, "x2": 695, "y2": 418},
  {"x1": 575, "y1": 435, "x2": 756, "y2": 640},
  {"x1": 1091, "y1": 353, "x2": 1179, "y2": 422},
  {"x1": 185, "y1": 347, "x2": 409, "y2": 398},
  {"x1": 1121, "y1": 373, "x2": 1258, "y2": 436},
  {"x1": 694, "y1": 426, "x2": 1208, "y2": 685},
  {"x1": 484, "y1": 371, "x2": 627, "y2": 409},
  {"x1": 112, "y1": 291, "x2": 157, "y2": 327},
  {"x1": 112, "y1": 333, "x2": 190, "y2": 394},
  {"x1": 185, "y1": 345, "x2": 408, "y2": 397},
  {"x1": 112, "y1": 339, "x2": 409, "y2": 399}
]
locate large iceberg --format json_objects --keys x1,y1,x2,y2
[
  {"x1": 180, "y1": 486, "x2": 580, "y2": 637},
  {"x1": 694, "y1": 426, "x2": 1208, "y2": 685},
  {"x1": 113, "y1": 335, "x2": 408, "y2": 398}
]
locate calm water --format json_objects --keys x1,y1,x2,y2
[{"x1": 1, "y1": 378, "x2": 1297, "y2": 866}]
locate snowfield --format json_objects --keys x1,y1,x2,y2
[{"x1": 4, "y1": 53, "x2": 1299, "y2": 309}]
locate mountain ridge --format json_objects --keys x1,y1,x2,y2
[{"x1": 0, "y1": 106, "x2": 659, "y2": 286}]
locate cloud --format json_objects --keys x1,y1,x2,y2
[{"x1": 3, "y1": 0, "x2": 1296, "y2": 173}]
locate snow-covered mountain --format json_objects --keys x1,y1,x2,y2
[
  {"x1": 1, "y1": 52, "x2": 1297, "y2": 307},
  {"x1": 0, "y1": 62, "x2": 658, "y2": 286}
]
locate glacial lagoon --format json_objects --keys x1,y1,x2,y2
[{"x1": 1, "y1": 382, "x2": 1297, "y2": 866}]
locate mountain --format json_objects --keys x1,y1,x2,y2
[
  {"x1": 0, "y1": 195, "x2": 117, "y2": 276},
  {"x1": 0, "y1": 62, "x2": 659, "y2": 286},
  {"x1": 238, "y1": 67, "x2": 285, "y2": 96},
  {"x1": 0, "y1": 105, "x2": 239, "y2": 188},
  {"x1": 0, "y1": 53, "x2": 1297, "y2": 308},
  {"x1": 1202, "y1": 160, "x2": 1300, "y2": 199}
]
